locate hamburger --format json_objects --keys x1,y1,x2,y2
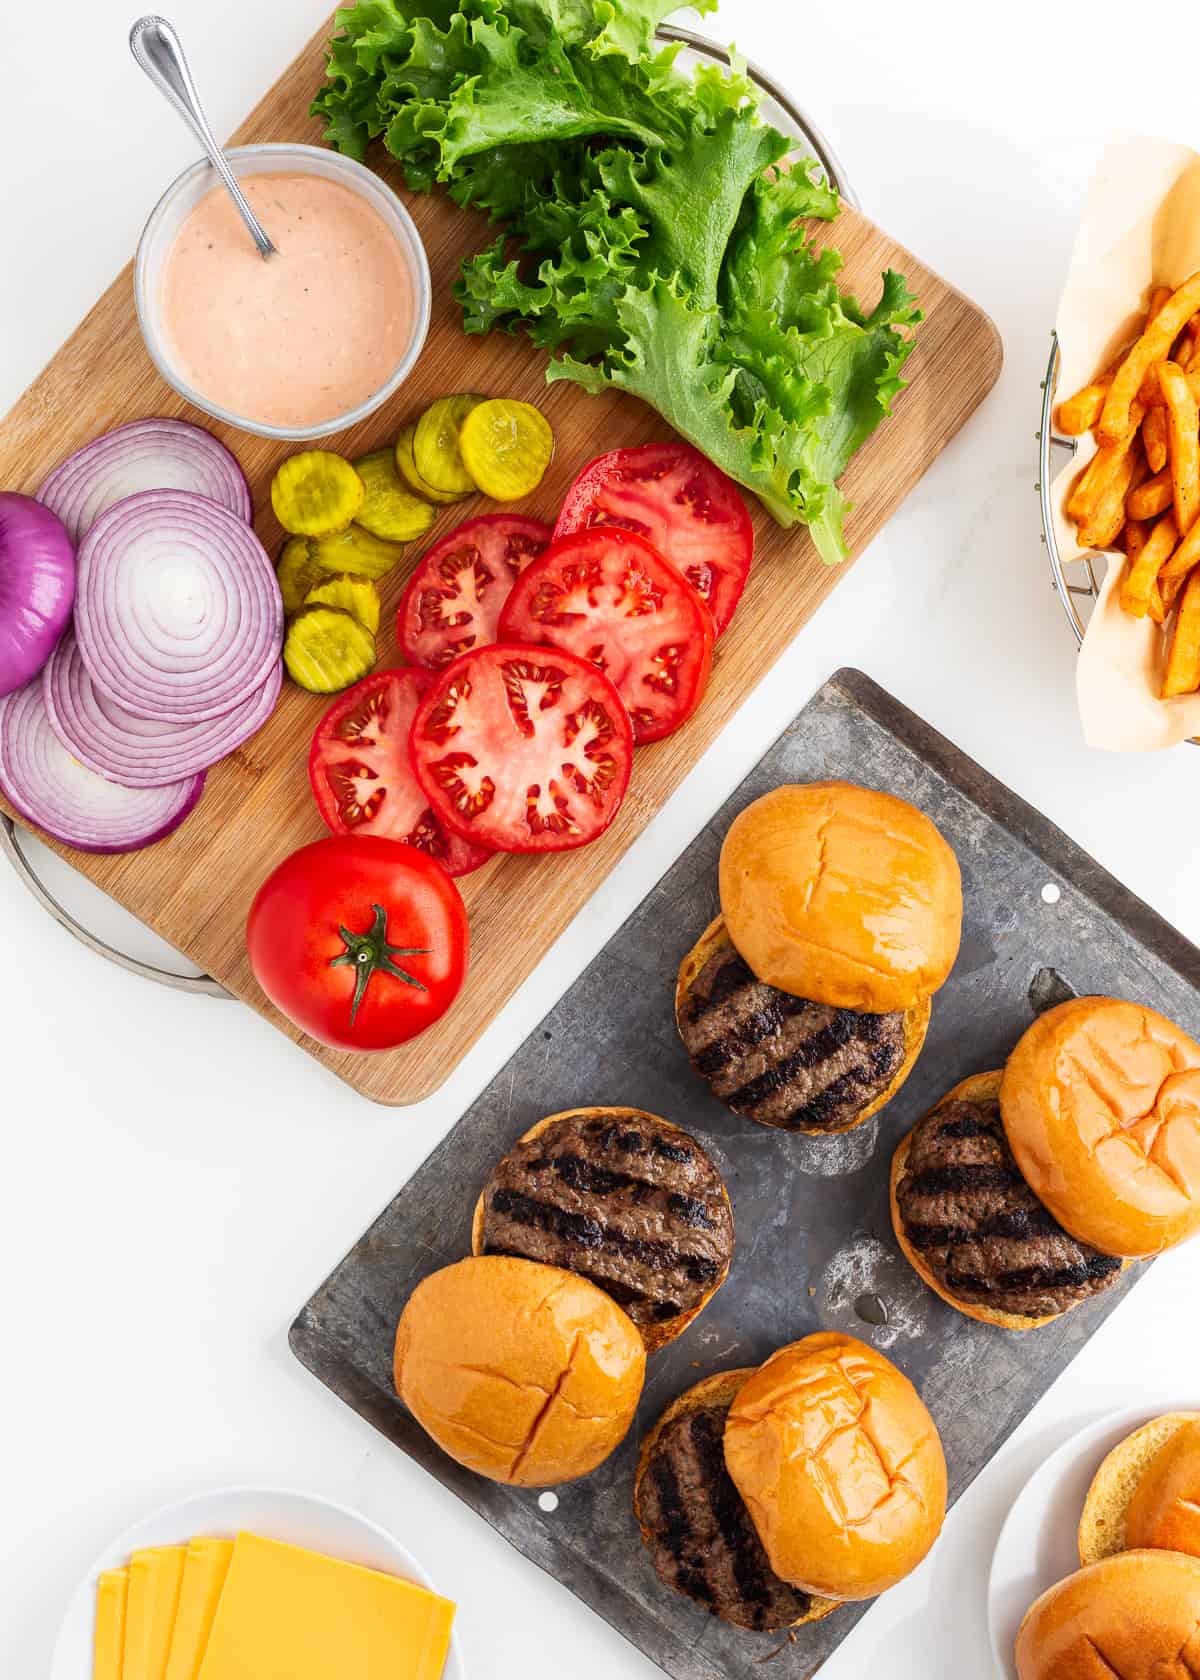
[
  {"x1": 722, "y1": 1332, "x2": 946, "y2": 1602},
  {"x1": 634, "y1": 1369, "x2": 837, "y2": 1632},
  {"x1": 393, "y1": 1254, "x2": 645, "y2": 1486},
  {"x1": 676, "y1": 782, "x2": 961, "y2": 1135},
  {"x1": 471, "y1": 1107, "x2": 734, "y2": 1351},
  {"x1": 891, "y1": 997, "x2": 1200, "y2": 1327},
  {"x1": 1015, "y1": 1549, "x2": 1200, "y2": 1679},
  {"x1": 890, "y1": 1071, "x2": 1124, "y2": 1329},
  {"x1": 1079, "y1": 1413, "x2": 1200, "y2": 1564}
]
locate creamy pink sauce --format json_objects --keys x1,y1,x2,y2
[{"x1": 161, "y1": 173, "x2": 414, "y2": 429}]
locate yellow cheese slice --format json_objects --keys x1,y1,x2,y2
[
  {"x1": 163, "y1": 1539, "x2": 234, "y2": 1680},
  {"x1": 93, "y1": 1568, "x2": 129, "y2": 1680},
  {"x1": 196, "y1": 1532, "x2": 455, "y2": 1680},
  {"x1": 123, "y1": 1546, "x2": 186, "y2": 1680}
]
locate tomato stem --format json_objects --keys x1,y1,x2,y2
[{"x1": 330, "y1": 903, "x2": 429, "y2": 1025}]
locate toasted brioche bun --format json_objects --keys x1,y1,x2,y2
[
  {"x1": 393, "y1": 1255, "x2": 645, "y2": 1487},
  {"x1": 470, "y1": 1107, "x2": 733, "y2": 1351},
  {"x1": 1001, "y1": 997, "x2": 1200, "y2": 1258},
  {"x1": 723, "y1": 1331, "x2": 947, "y2": 1600},
  {"x1": 890, "y1": 1071, "x2": 1062, "y2": 1331},
  {"x1": 1079, "y1": 1413, "x2": 1200, "y2": 1565},
  {"x1": 717, "y1": 782, "x2": 962, "y2": 1014},
  {"x1": 633, "y1": 1369, "x2": 838, "y2": 1630},
  {"x1": 675, "y1": 917, "x2": 931, "y2": 1135},
  {"x1": 1015, "y1": 1549, "x2": 1200, "y2": 1679}
]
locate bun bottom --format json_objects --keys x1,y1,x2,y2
[
  {"x1": 889, "y1": 1071, "x2": 1064, "y2": 1332},
  {"x1": 676, "y1": 917, "x2": 930, "y2": 1136},
  {"x1": 1078, "y1": 1412, "x2": 1200, "y2": 1565},
  {"x1": 633, "y1": 1370, "x2": 839, "y2": 1631},
  {"x1": 471, "y1": 1107, "x2": 733, "y2": 1354}
]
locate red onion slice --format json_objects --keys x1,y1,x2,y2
[
  {"x1": 0, "y1": 679, "x2": 203, "y2": 853},
  {"x1": 43, "y1": 633, "x2": 281, "y2": 788},
  {"x1": 75, "y1": 488, "x2": 283, "y2": 724},
  {"x1": 37, "y1": 417, "x2": 252, "y2": 543}
]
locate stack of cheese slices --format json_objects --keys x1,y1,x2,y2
[{"x1": 92, "y1": 1531, "x2": 454, "y2": 1680}]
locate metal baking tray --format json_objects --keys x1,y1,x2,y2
[{"x1": 291, "y1": 668, "x2": 1200, "y2": 1679}]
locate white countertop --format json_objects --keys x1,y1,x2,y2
[{"x1": 3, "y1": 2, "x2": 1199, "y2": 1675}]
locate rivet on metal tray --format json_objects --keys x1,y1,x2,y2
[
  {"x1": 538, "y1": 1492, "x2": 559, "y2": 1514},
  {"x1": 1041, "y1": 883, "x2": 1062, "y2": 904}
]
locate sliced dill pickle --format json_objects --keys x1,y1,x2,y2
[
  {"x1": 271, "y1": 450, "x2": 364, "y2": 537},
  {"x1": 283, "y1": 605, "x2": 376, "y2": 693},
  {"x1": 352, "y1": 449, "x2": 437, "y2": 542},
  {"x1": 310, "y1": 524, "x2": 405, "y2": 581},
  {"x1": 458, "y1": 400, "x2": 554, "y2": 501},
  {"x1": 395, "y1": 426, "x2": 468, "y2": 505},
  {"x1": 413, "y1": 394, "x2": 486, "y2": 496},
  {"x1": 276, "y1": 536, "x2": 326, "y2": 616},
  {"x1": 303, "y1": 573, "x2": 382, "y2": 635}
]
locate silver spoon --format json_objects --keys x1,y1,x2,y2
[{"x1": 129, "y1": 15, "x2": 277, "y2": 259}]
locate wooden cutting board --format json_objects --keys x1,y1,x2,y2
[{"x1": 0, "y1": 18, "x2": 1002, "y2": 1104}]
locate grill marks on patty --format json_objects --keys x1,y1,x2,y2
[
  {"x1": 896, "y1": 1095, "x2": 1122, "y2": 1319},
  {"x1": 639, "y1": 1400, "x2": 814, "y2": 1631},
  {"x1": 479, "y1": 1112, "x2": 733, "y2": 1328},
  {"x1": 679, "y1": 942, "x2": 907, "y2": 1131}
]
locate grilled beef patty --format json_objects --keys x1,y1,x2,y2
[
  {"x1": 639, "y1": 1396, "x2": 814, "y2": 1631},
  {"x1": 479, "y1": 1111, "x2": 733, "y2": 1328},
  {"x1": 895, "y1": 1094, "x2": 1122, "y2": 1319},
  {"x1": 679, "y1": 940, "x2": 907, "y2": 1131}
]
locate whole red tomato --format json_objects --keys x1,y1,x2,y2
[{"x1": 247, "y1": 835, "x2": 468, "y2": 1052}]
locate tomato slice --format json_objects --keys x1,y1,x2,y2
[
  {"x1": 309, "y1": 669, "x2": 491, "y2": 878},
  {"x1": 397, "y1": 514, "x2": 553, "y2": 671},
  {"x1": 553, "y1": 443, "x2": 753, "y2": 635},
  {"x1": 409, "y1": 643, "x2": 634, "y2": 854},
  {"x1": 498, "y1": 527, "x2": 715, "y2": 744}
]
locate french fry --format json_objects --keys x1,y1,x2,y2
[
  {"x1": 1135, "y1": 367, "x2": 1200, "y2": 405},
  {"x1": 1158, "y1": 520, "x2": 1200, "y2": 604},
  {"x1": 1158, "y1": 360, "x2": 1200, "y2": 534},
  {"x1": 1127, "y1": 464, "x2": 1173, "y2": 520},
  {"x1": 1161, "y1": 560, "x2": 1193, "y2": 613},
  {"x1": 1176, "y1": 335, "x2": 1196, "y2": 372},
  {"x1": 1162, "y1": 569, "x2": 1200, "y2": 697},
  {"x1": 1079, "y1": 448, "x2": 1141, "y2": 550},
  {"x1": 1151, "y1": 285, "x2": 1173, "y2": 317},
  {"x1": 1119, "y1": 513, "x2": 1178, "y2": 617},
  {"x1": 1143, "y1": 405, "x2": 1169, "y2": 473},
  {"x1": 1149, "y1": 582, "x2": 1167, "y2": 624},
  {"x1": 1067, "y1": 402, "x2": 1145, "y2": 521},
  {"x1": 1098, "y1": 271, "x2": 1200, "y2": 443},
  {"x1": 1056, "y1": 380, "x2": 1109, "y2": 436},
  {"x1": 1123, "y1": 518, "x2": 1149, "y2": 560}
]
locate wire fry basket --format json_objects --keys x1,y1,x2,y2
[{"x1": 1040, "y1": 331, "x2": 1198, "y2": 743}]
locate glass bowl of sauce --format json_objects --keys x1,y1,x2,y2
[{"x1": 135, "y1": 143, "x2": 431, "y2": 441}]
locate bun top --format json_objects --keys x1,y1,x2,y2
[
  {"x1": 722, "y1": 1331, "x2": 946, "y2": 1600},
  {"x1": 718, "y1": 782, "x2": 962, "y2": 1013},
  {"x1": 1126, "y1": 1417, "x2": 1200, "y2": 1556},
  {"x1": 1015, "y1": 1550, "x2": 1200, "y2": 1679},
  {"x1": 1001, "y1": 997, "x2": 1200, "y2": 1257},
  {"x1": 394, "y1": 1255, "x2": 645, "y2": 1487}
]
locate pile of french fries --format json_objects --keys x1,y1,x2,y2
[{"x1": 1058, "y1": 274, "x2": 1200, "y2": 698}]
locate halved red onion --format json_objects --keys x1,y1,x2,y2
[
  {"x1": 75, "y1": 489, "x2": 283, "y2": 724},
  {"x1": 0, "y1": 679, "x2": 203, "y2": 853},
  {"x1": 43, "y1": 633, "x2": 281, "y2": 788},
  {"x1": 37, "y1": 417, "x2": 252, "y2": 543}
]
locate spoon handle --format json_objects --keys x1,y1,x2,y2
[{"x1": 129, "y1": 15, "x2": 277, "y2": 258}]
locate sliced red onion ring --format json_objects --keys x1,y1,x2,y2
[
  {"x1": 75, "y1": 488, "x2": 283, "y2": 724},
  {"x1": 43, "y1": 633, "x2": 281, "y2": 788},
  {"x1": 37, "y1": 417, "x2": 252, "y2": 543},
  {"x1": 0, "y1": 679, "x2": 203, "y2": 853}
]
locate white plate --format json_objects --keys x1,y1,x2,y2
[
  {"x1": 987, "y1": 1405, "x2": 1194, "y2": 1677},
  {"x1": 51, "y1": 1484, "x2": 466, "y2": 1680}
]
